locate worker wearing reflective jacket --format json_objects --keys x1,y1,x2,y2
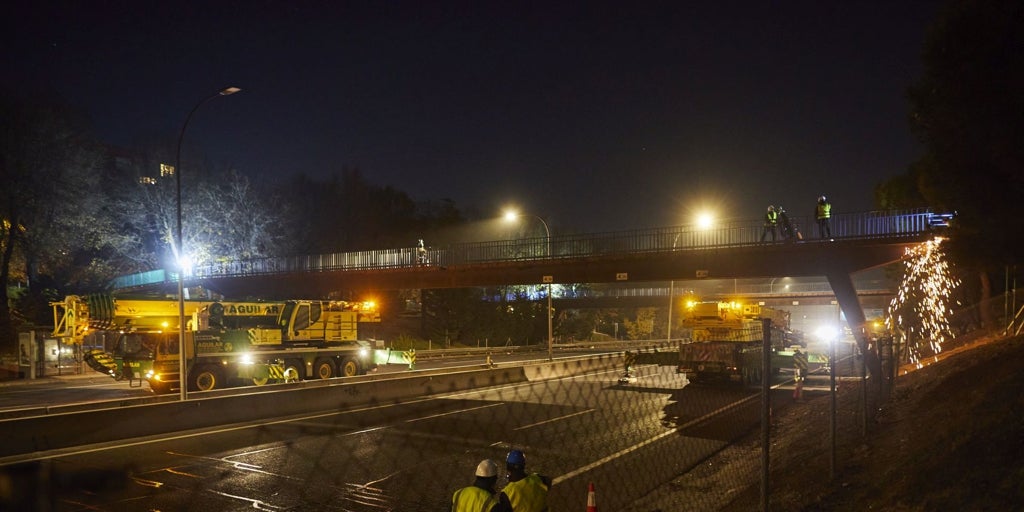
[
  {"x1": 502, "y1": 449, "x2": 551, "y2": 512},
  {"x1": 761, "y1": 205, "x2": 779, "y2": 242},
  {"x1": 816, "y1": 195, "x2": 832, "y2": 239},
  {"x1": 452, "y1": 459, "x2": 512, "y2": 512}
]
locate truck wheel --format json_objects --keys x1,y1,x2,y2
[
  {"x1": 252, "y1": 376, "x2": 269, "y2": 386},
  {"x1": 283, "y1": 367, "x2": 299, "y2": 383},
  {"x1": 340, "y1": 358, "x2": 360, "y2": 377},
  {"x1": 190, "y1": 366, "x2": 222, "y2": 392},
  {"x1": 283, "y1": 360, "x2": 304, "y2": 381},
  {"x1": 313, "y1": 358, "x2": 335, "y2": 380}
]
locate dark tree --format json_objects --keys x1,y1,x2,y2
[
  {"x1": 900, "y1": 0, "x2": 1024, "y2": 327},
  {"x1": 0, "y1": 96, "x2": 117, "y2": 350}
]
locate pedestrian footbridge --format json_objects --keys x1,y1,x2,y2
[
  {"x1": 110, "y1": 208, "x2": 951, "y2": 381},
  {"x1": 113, "y1": 208, "x2": 949, "y2": 299}
]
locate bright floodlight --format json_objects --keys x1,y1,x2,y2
[
  {"x1": 815, "y1": 325, "x2": 838, "y2": 342},
  {"x1": 696, "y1": 212, "x2": 714, "y2": 230},
  {"x1": 177, "y1": 254, "x2": 194, "y2": 276},
  {"x1": 503, "y1": 209, "x2": 519, "y2": 222}
]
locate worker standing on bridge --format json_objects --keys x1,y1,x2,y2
[
  {"x1": 793, "y1": 347, "x2": 809, "y2": 401},
  {"x1": 416, "y1": 239, "x2": 428, "y2": 265},
  {"x1": 503, "y1": 449, "x2": 551, "y2": 512},
  {"x1": 761, "y1": 205, "x2": 779, "y2": 242},
  {"x1": 816, "y1": 195, "x2": 832, "y2": 240},
  {"x1": 777, "y1": 206, "x2": 802, "y2": 241},
  {"x1": 452, "y1": 459, "x2": 512, "y2": 512}
]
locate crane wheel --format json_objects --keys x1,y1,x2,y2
[
  {"x1": 283, "y1": 360, "x2": 303, "y2": 381},
  {"x1": 283, "y1": 367, "x2": 299, "y2": 383},
  {"x1": 313, "y1": 358, "x2": 335, "y2": 380},
  {"x1": 340, "y1": 358, "x2": 360, "y2": 377},
  {"x1": 190, "y1": 366, "x2": 222, "y2": 392}
]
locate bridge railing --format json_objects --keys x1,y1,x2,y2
[
  {"x1": 578, "y1": 280, "x2": 892, "y2": 299},
  {"x1": 150, "y1": 208, "x2": 946, "y2": 282}
]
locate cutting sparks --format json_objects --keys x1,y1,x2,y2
[{"x1": 885, "y1": 237, "x2": 960, "y2": 367}]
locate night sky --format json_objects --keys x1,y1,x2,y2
[{"x1": 6, "y1": 1, "x2": 941, "y2": 233}]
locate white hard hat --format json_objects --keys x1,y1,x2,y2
[{"x1": 475, "y1": 459, "x2": 498, "y2": 478}]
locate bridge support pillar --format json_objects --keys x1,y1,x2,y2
[{"x1": 827, "y1": 272, "x2": 883, "y2": 394}]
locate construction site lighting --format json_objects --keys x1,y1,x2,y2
[
  {"x1": 501, "y1": 209, "x2": 553, "y2": 362},
  {"x1": 176, "y1": 86, "x2": 241, "y2": 401},
  {"x1": 696, "y1": 212, "x2": 715, "y2": 230}
]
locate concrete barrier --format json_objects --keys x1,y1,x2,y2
[{"x1": 0, "y1": 353, "x2": 622, "y2": 461}]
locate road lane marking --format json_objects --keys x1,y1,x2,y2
[
  {"x1": 404, "y1": 402, "x2": 503, "y2": 422},
  {"x1": 513, "y1": 409, "x2": 595, "y2": 431}
]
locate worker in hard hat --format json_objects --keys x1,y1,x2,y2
[
  {"x1": 761, "y1": 205, "x2": 779, "y2": 242},
  {"x1": 451, "y1": 459, "x2": 512, "y2": 512},
  {"x1": 815, "y1": 195, "x2": 832, "y2": 239},
  {"x1": 502, "y1": 449, "x2": 551, "y2": 512}
]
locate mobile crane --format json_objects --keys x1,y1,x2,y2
[
  {"x1": 676, "y1": 301, "x2": 794, "y2": 385},
  {"x1": 51, "y1": 295, "x2": 381, "y2": 393},
  {"x1": 51, "y1": 294, "x2": 283, "y2": 384},
  {"x1": 144, "y1": 299, "x2": 380, "y2": 393}
]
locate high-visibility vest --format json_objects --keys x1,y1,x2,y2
[
  {"x1": 765, "y1": 210, "x2": 778, "y2": 225},
  {"x1": 816, "y1": 202, "x2": 831, "y2": 219},
  {"x1": 503, "y1": 474, "x2": 549, "y2": 512},
  {"x1": 452, "y1": 485, "x2": 497, "y2": 512}
]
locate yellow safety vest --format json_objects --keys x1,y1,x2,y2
[
  {"x1": 817, "y1": 202, "x2": 831, "y2": 219},
  {"x1": 452, "y1": 485, "x2": 497, "y2": 512},
  {"x1": 503, "y1": 474, "x2": 549, "y2": 512}
]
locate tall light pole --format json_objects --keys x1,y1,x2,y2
[
  {"x1": 669, "y1": 212, "x2": 714, "y2": 342},
  {"x1": 175, "y1": 86, "x2": 240, "y2": 400},
  {"x1": 667, "y1": 232, "x2": 683, "y2": 342},
  {"x1": 503, "y1": 209, "x2": 553, "y2": 361}
]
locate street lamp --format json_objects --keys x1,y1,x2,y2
[
  {"x1": 503, "y1": 209, "x2": 553, "y2": 361},
  {"x1": 175, "y1": 86, "x2": 240, "y2": 400},
  {"x1": 668, "y1": 212, "x2": 715, "y2": 341},
  {"x1": 815, "y1": 323, "x2": 840, "y2": 480},
  {"x1": 666, "y1": 232, "x2": 683, "y2": 342}
]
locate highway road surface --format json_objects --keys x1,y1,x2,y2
[{"x1": 0, "y1": 361, "x2": 827, "y2": 511}]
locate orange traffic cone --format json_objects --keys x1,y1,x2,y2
[{"x1": 586, "y1": 482, "x2": 597, "y2": 512}]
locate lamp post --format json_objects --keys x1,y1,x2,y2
[
  {"x1": 503, "y1": 210, "x2": 553, "y2": 361},
  {"x1": 669, "y1": 212, "x2": 714, "y2": 341},
  {"x1": 816, "y1": 324, "x2": 839, "y2": 480},
  {"x1": 175, "y1": 86, "x2": 240, "y2": 400},
  {"x1": 667, "y1": 232, "x2": 683, "y2": 342},
  {"x1": 830, "y1": 326, "x2": 838, "y2": 480}
]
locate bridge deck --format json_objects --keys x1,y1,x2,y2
[{"x1": 112, "y1": 208, "x2": 948, "y2": 297}]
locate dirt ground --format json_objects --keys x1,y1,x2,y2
[{"x1": 627, "y1": 332, "x2": 1024, "y2": 511}]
